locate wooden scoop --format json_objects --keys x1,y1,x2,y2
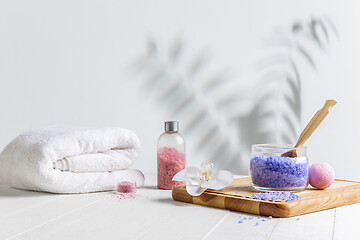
[{"x1": 281, "y1": 99, "x2": 337, "y2": 158}]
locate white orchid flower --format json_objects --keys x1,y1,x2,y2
[{"x1": 172, "y1": 162, "x2": 233, "y2": 196}]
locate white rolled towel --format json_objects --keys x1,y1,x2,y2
[{"x1": 0, "y1": 126, "x2": 145, "y2": 193}]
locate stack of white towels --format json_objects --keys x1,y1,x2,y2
[{"x1": 0, "y1": 126, "x2": 145, "y2": 193}]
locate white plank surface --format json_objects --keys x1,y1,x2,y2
[
  {"x1": 0, "y1": 174, "x2": 359, "y2": 240},
  {"x1": 203, "y1": 212, "x2": 278, "y2": 240},
  {"x1": 269, "y1": 209, "x2": 335, "y2": 240},
  {"x1": 333, "y1": 203, "x2": 360, "y2": 240},
  {"x1": 0, "y1": 191, "x2": 105, "y2": 239}
]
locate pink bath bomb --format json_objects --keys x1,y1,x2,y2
[
  {"x1": 117, "y1": 181, "x2": 136, "y2": 193},
  {"x1": 309, "y1": 162, "x2": 335, "y2": 189}
]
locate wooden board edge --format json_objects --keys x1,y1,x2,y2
[
  {"x1": 172, "y1": 186, "x2": 261, "y2": 215},
  {"x1": 172, "y1": 179, "x2": 360, "y2": 218},
  {"x1": 259, "y1": 188, "x2": 360, "y2": 217},
  {"x1": 334, "y1": 178, "x2": 360, "y2": 183},
  {"x1": 172, "y1": 186, "x2": 192, "y2": 204}
]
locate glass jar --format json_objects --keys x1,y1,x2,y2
[
  {"x1": 249, "y1": 144, "x2": 309, "y2": 192},
  {"x1": 157, "y1": 121, "x2": 186, "y2": 190}
]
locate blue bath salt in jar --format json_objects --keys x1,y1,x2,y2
[{"x1": 249, "y1": 144, "x2": 309, "y2": 192}]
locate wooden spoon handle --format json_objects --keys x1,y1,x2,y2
[{"x1": 294, "y1": 100, "x2": 337, "y2": 148}]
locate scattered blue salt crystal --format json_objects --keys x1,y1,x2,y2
[
  {"x1": 250, "y1": 191, "x2": 300, "y2": 202},
  {"x1": 250, "y1": 156, "x2": 308, "y2": 188},
  {"x1": 237, "y1": 215, "x2": 275, "y2": 225},
  {"x1": 296, "y1": 217, "x2": 300, "y2": 221}
]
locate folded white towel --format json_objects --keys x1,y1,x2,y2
[{"x1": 0, "y1": 126, "x2": 145, "y2": 193}]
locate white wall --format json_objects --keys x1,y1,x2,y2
[{"x1": 0, "y1": 0, "x2": 359, "y2": 180}]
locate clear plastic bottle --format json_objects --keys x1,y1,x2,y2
[{"x1": 157, "y1": 121, "x2": 186, "y2": 190}]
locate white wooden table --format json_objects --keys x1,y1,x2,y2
[{"x1": 1, "y1": 173, "x2": 359, "y2": 240}]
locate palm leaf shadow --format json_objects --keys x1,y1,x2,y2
[
  {"x1": 128, "y1": 36, "x2": 245, "y2": 171},
  {"x1": 239, "y1": 16, "x2": 339, "y2": 157},
  {"x1": 128, "y1": 16, "x2": 338, "y2": 174}
]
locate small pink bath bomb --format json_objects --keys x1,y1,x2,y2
[
  {"x1": 117, "y1": 181, "x2": 136, "y2": 193},
  {"x1": 309, "y1": 162, "x2": 335, "y2": 189}
]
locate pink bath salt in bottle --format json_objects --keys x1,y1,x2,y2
[{"x1": 157, "y1": 121, "x2": 186, "y2": 190}]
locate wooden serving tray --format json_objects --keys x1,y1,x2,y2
[{"x1": 172, "y1": 177, "x2": 360, "y2": 218}]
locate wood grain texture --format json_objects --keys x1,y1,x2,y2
[{"x1": 172, "y1": 177, "x2": 360, "y2": 218}]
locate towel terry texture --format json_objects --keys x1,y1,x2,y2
[{"x1": 0, "y1": 126, "x2": 145, "y2": 193}]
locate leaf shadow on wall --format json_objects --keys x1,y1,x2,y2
[{"x1": 128, "y1": 16, "x2": 338, "y2": 174}]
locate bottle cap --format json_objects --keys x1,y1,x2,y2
[{"x1": 165, "y1": 121, "x2": 179, "y2": 132}]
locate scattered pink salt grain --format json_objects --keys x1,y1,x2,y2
[
  {"x1": 157, "y1": 147, "x2": 186, "y2": 190},
  {"x1": 117, "y1": 181, "x2": 137, "y2": 193},
  {"x1": 113, "y1": 192, "x2": 137, "y2": 200}
]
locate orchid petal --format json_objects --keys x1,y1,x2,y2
[
  {"x1": 201, "y1": 170, "x2": 233, "y2": 190},
  {"x1": 172, "y1": 167, "x2": 202, "y2": 185},
  {"x1": 186, "y1": 184, "x2": 207, "y2": 196},
  {"x1": 200, "y1": 162, "x2": 214, "y2": 173}
]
